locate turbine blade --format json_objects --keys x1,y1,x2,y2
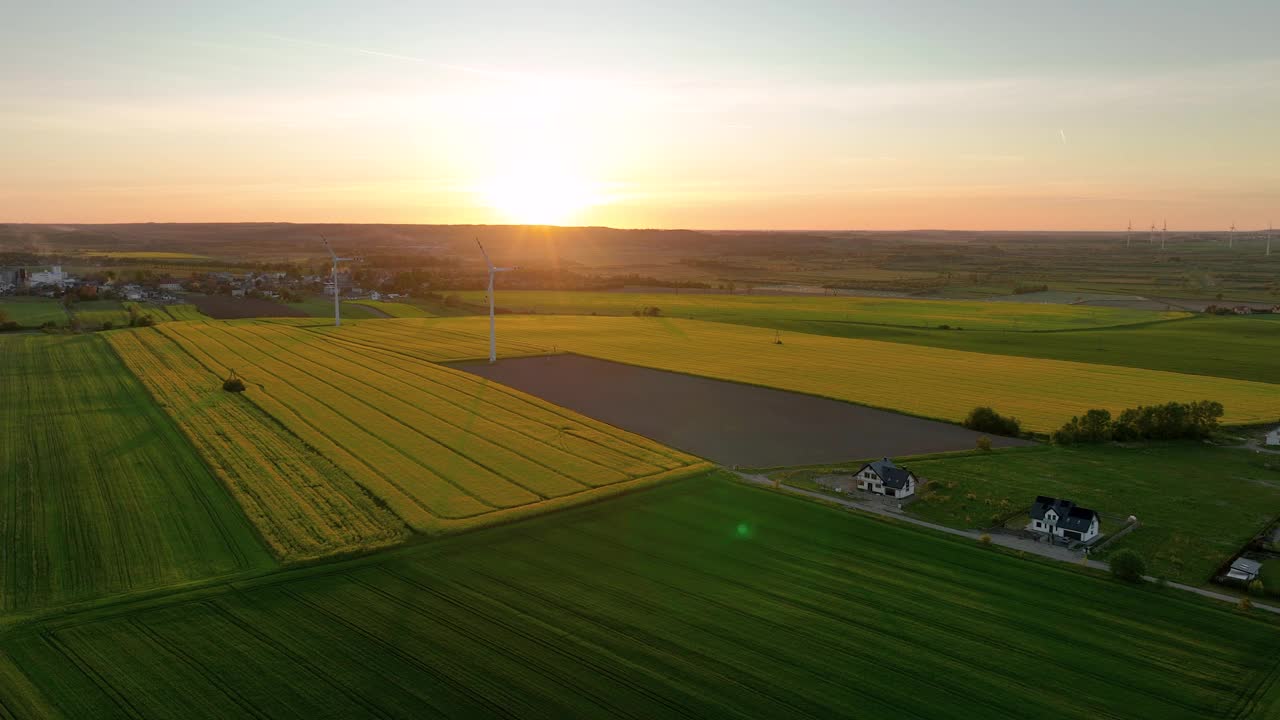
[{"x1": 476, "y1": 238, "x2": 492, "y2": 268}]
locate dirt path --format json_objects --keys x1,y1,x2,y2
[{"x1": 731, "y1": 471, "x2": 1280, "y2": 615}]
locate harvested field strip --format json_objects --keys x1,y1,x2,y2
[
  {"x1": 153, "y1": 321, "x2": 703, "y2": 532},
  {"x1": 0, "y1": 334, "x2": 271, "y2": 613},
  {"x1": 360, "y1": 316, "x2": 1280, "y2": 432},
  {"x1": 4, "y1": 478, "x2": 1277, "y2": 719},
  {"x1": 107, "y1": 329, "x2": 410, "y2": 561}
]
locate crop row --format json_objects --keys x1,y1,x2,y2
[
  {"x1": 0, "y1": 335, "x2": 271, "y2": 612},
  {"x1": 5, "y1": 478, "x2": 1277, "y2": 718},
  {"x1": 107, "y1": 329, "x2": 410, "y2": 561},
  {"x1": 153, "y1": 321, "x2": 701, "y2": 533}
]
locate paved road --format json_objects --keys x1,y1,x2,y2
[{"x1": 733, "y1": 471, "x2": 1280, "y2": 615}]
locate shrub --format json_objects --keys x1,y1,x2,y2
[
  {"x1": 101, "y1": 321, "x2": 113, "y2": 331},
  {"x1": 975, "y1": 436, "x2": 992, "y2": 451},
  {"x1": 1249, "y1": 579, "x2": 1265, "y2": 596},
  {"x1": 978, "y1": 534, "x2": 992, "y2": 546},
  {"x1": 0, "y1": 321, "x2": 20, "y2": 332},
  {"x1": 1109, "y1": 549, "x2": 1146, "y2": 582},
  {"x1": 963, "y1": 407, "x2": 1021, "y2": 436},
  {"x1": 1053, "y1": 408, "x2": 1113, "y2": 444},
  {"x1": 632, "y1": 306, "x2": 661, "y2": 317},
  {"x1": 222, "y1": 371, "x2": 247, "y2": 393},
  {"x1": 1239, "y1": 596, "x2": 1253, "y2": 612}
]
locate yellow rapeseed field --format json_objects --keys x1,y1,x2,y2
[
  {"x1": 322, "y1": 316, "x2": 1280, "y2": 433},
  {"x1": 109, "y1": 329, "x2": 410, "y2": 560},
  {"x1": 154, "y1": 321, "x2": 706, "y2": 534}
]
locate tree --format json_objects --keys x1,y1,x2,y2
[
  {"x1": 1109, "y1": 549, "x2": 1146, "y2": 582},
  {"x1": 975, "y1": 436, "x2": 992, "y2": 451},
  {"x1": 0, "y1": 309, "x2": 8, "y2": 324},
  {"x1": 963, "y1": 407, "x2": 1021, "y2": 436}
]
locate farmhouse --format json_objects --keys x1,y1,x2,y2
[
  {"x1": 1028, "y1": 496, "x2": 1100, "y2": 543},
  {"x1": 1226, "y1": 557, "x2": 1262, "y2": 583},
  {"x1": 853, "y1": 457, "x2": 917, "y2": 498},
  {"x1": 1267, "y1": 427, "x2": 1280, "y2": 447}
]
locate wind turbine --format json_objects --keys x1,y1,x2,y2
[
  {"x1": 1126, "y1": 220, "x2": 1132, "y2": 248},
  {"x1": 477, "y1": 239, "x2": 518, "y2": 363},
  {"x1": 1161, "y1": 219, "x2": 1167, "y2": 250},
  {"x1": 320, "y1": 235, "x2": 353, "y2": 327},
  {"x1": 1229, "y1": 222, "x2": 1235, "y2": 249}
]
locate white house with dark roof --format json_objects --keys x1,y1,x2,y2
[
  {"x1": 1028, "y1": 496, "x2": 1100, "y2": 543},
  {"x1": 853, "y1": 458, "x2": 916, "y2": 498}
]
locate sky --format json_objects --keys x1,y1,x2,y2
[{"x1": 2, "y1": 1, "x2": 1278, "y2": 230}]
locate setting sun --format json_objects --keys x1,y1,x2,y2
[{"x1": 480, "y1": 167, "x2": 602, "y2": 225}]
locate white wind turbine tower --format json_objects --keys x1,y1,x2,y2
[
  {"x1": 477, "y1": 239, "x2": 519, "y2": 363},
  {"x1": 320, "y1": 235, "x2": 353, "y2": 327},
  {"x1": 1161, "y1": 219, "x2": 1167, "y2": 250}
]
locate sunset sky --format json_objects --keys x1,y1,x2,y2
[{"x1": 3, "y1": 1, "x2": 1278, "y2": 230}]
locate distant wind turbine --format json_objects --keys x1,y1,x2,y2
[
  {"x1": 1161, "y1": 219, "x2": 1167, "y2": 250},
  {"x1": 477, "y1": 239, "x2": 519, "y2": 363},
  {"x1": 320, "y1": 235, "x2": 353, "y2": 327},
  {"x1": 1126, "y1": 220, "x2": 1132, "y2": 248}
]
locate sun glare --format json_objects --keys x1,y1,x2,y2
[{"x1": 481, "y1": 167, "x2": 600, "y2": 225}]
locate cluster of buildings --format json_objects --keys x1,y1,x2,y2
[
  {"x1": 0, "y1": 265, "x2": 71, "y2": 292},
  {"x1": 832, "y1": 458, "x2": 1104, "y2": 545}
]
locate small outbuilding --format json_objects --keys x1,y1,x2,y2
[
  {"x1": 1226, "y1": 557, "x2": 1262, "y2": 583},
  {"x1": 1028, "y1": 496, "x2": 1100, "y2": 543},
  {"x1": 1266, "y1": 428, "x2": 1280, "y2": 447},
  {"x1": 853, "y1": 458, "x2": 917, "y2": 498}
]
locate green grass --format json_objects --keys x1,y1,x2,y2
[
  {"x1": 0, "y1": 334, "x2": 273, "y2": 614},
  {"x1": 2, "y1": 477, "x2": 1278, "y2": 719},
  {"x1": 461, "y1": 289, "x2": 1187, "y2": 331},
  {"x1": 906, "y1": 443, "x2": 1280, "y2": 584},
  {"x1": 763, "y1": 313, "x2": 1280, "y2": 385},
  {"x1": 467, "y1": 291, "x2": 1280, "y2": 384},
  {"x1": 0, "y1": 298, "x2": 65, "y2": 327}
]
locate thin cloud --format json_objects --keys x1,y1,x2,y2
[{"x1": 254, "y1": 32, "x2": 521, "y2": 81}]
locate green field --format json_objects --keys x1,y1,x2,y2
[
  {"x1": 464, "y1": 290, "x2": 1280, "y2": 384},
  {"x1": 319, "y1": 316, "x2": 1280, "y2": 432},
  {"x1": 0, "y1": 298, "x2": 65, "y2": 327},
  {"x1": 462, "y1": 289, "x2": 1188, "y2": 331},
  {"x1": 903, "y1": 444, "x2": 1280, "y2": 584},
  {"x1": 2, "y1": 478, "x2": 1277, "y2": 719},
  {"x1": 0, "y1": 335, "x2": 272, "y2": 613}
]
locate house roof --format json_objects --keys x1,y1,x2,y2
[
  {"x1": 1231, "y1": 558, "x2": 1262, "y2": 575},
  {"x1": 859, "y1": 458, "x2": 914, "y2": 489},
  {"x1": 1030, "y1": 496, "x2": 1098, "y2": 532}
]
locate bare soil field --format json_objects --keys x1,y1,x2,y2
[
  {"x1": 188, "y1": 294, "x2": 308, "y2": 319},
  {"x1": 453, "y1": 354, "x2": 1031, "y2": 467}
]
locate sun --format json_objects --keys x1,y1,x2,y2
[{"x1": 480, "y1": 167, "x2": 601, "y2": 226}]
